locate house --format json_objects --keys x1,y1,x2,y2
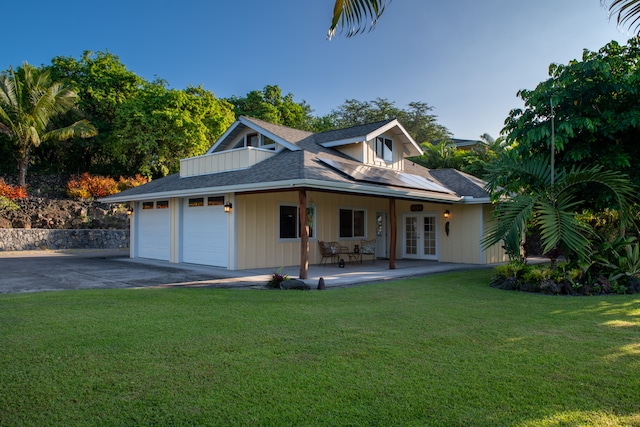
[
  {"x1": 451, "y1": 138, "x2": 485, "y2": 151},
  {"x1": 102, "y1": 116, "x2": 507, "y2": 277}
]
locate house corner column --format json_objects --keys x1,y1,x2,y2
[
  {"x1": 389, "y1": 197, "x2": 397, "y2": 270},
  {"x1": 299, "y1": 189, "x2": 309, "y2": 279}
]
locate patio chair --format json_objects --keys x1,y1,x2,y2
[
  {"x1": 318, "y1": 241, "x2": 338, "y2": 266},
  {"x1": 359, "y1": 239, "x2": 376, "y2": 263}
]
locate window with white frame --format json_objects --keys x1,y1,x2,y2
[
  {"x1": 279, "y1": 204, "x2": 315, "y2": 239},
  {"x1": 375, "y1": 136, "x2": 393, "y2": 162},
  {"x1": 339, "y1": 208, "x2": 366, "y2": 238},
  {"x1": 233, "y1": 133, "x2": 277, "y2": 150}
]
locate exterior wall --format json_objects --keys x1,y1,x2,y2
[
  {"x1": 128, "y1": 191, "x2": 505, "y2": 270},
  {"x1": 362, "y1": 130, "x2": 404, "y2": 170},
  {"x1": 335, "y1": 143, "x2": 363, "y2": 162},
  {"x1": 481, "y1": 204, "x2": 509, "y2": 264},
  {"x1": 234, "y1": 191, "x2": 391, "y2": 269},
  {"x1": 233, "y1": 192, "x2": 497, "y2": 269},
  {"x1": 180, "y1": 147, "x2": 276, "y2": 177},
  {"x1": 435, "y1": 203, "x2": 483, "y2": 264}
]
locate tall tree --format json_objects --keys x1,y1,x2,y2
[
  {"x1": 412, "y1": 139, "x2": 464, "y2": 170},
  {"x1": 323, "y1": 98, "x2": 450, "y2": 143},
  {"x1": 0, "y1": 63, "x2": 97, "y2": 187},
  {"x1": 503, "y1": 37, "x2": 640, "y2": 199},
  {"x1": 47, "y1": 51, "x2": 145, "y2": 174},
  {"x1": 227, "y1": 85, "x2": 314, "y2": 131},
  {"x1": 112, "y1": 82, "x2": 234, "y2": 177}
]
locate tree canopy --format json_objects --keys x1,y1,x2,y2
[
  {"x1": 322, "y1": 98, "x2": 450, "y2": 143},
  {"x1": 1, "y1": 52, "x2": 455, "y2": 181},
  {"x1": 503, "y1": 37, "x2": 640, "y2": 195},
  {"x1": 43, "y1": 51, "x2": 234, "y2": 178},
  {"x1": 226, "y1": 85, "x2": 314, "y2": 131}
]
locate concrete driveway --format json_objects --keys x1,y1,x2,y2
[
  {"x1": 0, "y1": 249, "x2": 229, "y2": 294},
  {"x1": 0, "y1": 249, "x2": 499, "y2": 294}
]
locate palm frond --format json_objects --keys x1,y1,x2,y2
[
  {"x1": 481, "y1": 195, "x2": 535, "y2": 252},
  {"x1": 536, "y1": 199, "x2": 592, "y2": 261},
  {"x1": 484, "y1": 154, "x2": 552, "y2": 197},
  {"x1": 608, "y1": 0, "x2": 640, "y2": 33},
  {"x1": 559, "y1": 165, "x2": 638, "y2": 228},
  {"x1": 328, "y1": 0, "x2": 390, "y2": 39},
  {"x1": 43, "y1": 119, "x2": 97, "y2": 142}
]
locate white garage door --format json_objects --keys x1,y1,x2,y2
[
  {"x1": 182, "y1": 196, "x2": 229, "y2": 267},
  {"x1": 137, "y1": 200, "x2": 171, "y2": 261}
]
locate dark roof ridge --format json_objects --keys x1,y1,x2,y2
[{"x1": 313, "y1": 118, "x2": 396, "y2": 138}]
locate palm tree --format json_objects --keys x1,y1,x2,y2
[
  {"x1": 0, "y1": 63, "x2": 97, "y2": 187},
  {"x1": 607, "y1": 0, "x2": 640, "y2": 33},
  {"x1": 328, "y1": 0, "x2": 391, "y2": 39},
  {"x1": 481, "y1": 156, "x2": 637, "y2": 265}
]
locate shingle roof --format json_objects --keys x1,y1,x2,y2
[
  {"x1": 429, "y1": 169, "x2": 490, "y2": 199},
  {"x1": 312, "y1": 119, "x2": 395, "y2": 145},
  {"x1": 102, "y1": 118, "x2": 489, "y2": 203}
]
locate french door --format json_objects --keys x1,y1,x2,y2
[{"x1": 403, "y1": 214, "x2": 438, "y2": 260}]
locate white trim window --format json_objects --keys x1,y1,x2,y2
[
  {"x1": 375, "y1": 136, "x2": 393, "y2": 162},
  {"x1": 339, "y1": 208, "x2": 366, "y2": 238},
  {"x1": 279, "y1": 204, "x2": 316, "y2": 240},
  {"x1": 233, "y1": 133, "x2": 277, "y2": 150}
]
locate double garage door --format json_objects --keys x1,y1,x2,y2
[{"x1": 136, "y1": 197, "x2": 228, "y2": 267}]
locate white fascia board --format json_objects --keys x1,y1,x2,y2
[
  {"x1": 101, "y1": 179, "x2": 462, "y2": 204},
  {"x1": 320, "y1": 136, "x2": 365, "y2": 148},
  {"x1": 365, "y1": 119, "x2": 423, "y2": 156},
  {"x1": 238, "y1": 117, "x2": 301, "y2": 151},
  {"x1": 207, "y1": 120, "x2": 243, "y2": 154},
  {"x1": 458, "y1": 196, "x2": 492, "y2": 204}
]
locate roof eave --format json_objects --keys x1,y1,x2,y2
[{"x1": 100, "y1": 179, "x2": 462, "y2": 204}]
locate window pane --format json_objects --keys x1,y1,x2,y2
[
  {"x1": 142, "y1": 202, "x2": 154, "y2": 210},
  {"x1": 375, "y1": 137, "x2": 384, "y2": 159},
  {"x1": 246, "y1": 133, "x2": 259, "y2": 147},
  {"x1": 156, "y1": 200, "x2": 169, "y2": 209},
  {"x1": 208, "y1": 196, "x2": 224, "y2": 206},
  {"x1": 339, "y1": 209, "x2": 353, "y2": 238},
  {"x1": 384, "y1": 138, "x2": 393, "y2": 162},
  {"x1": 188, "y1": 198, "x2": 204, "y2": 207},
  {"x1": 280, "y1": 206, "x2": 297, "y2": 239},
  {"x1": 353, "y1": 210, "x2": 365, "y2": 237}
]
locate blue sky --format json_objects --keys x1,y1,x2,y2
[{"x1": 3, "y1": 0, "x2": 630, "y2": 140}]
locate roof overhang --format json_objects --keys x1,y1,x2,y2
[
  {"x1": 100, "y1": 178, "x2": 463, "y2": 204},
  {"x1": 320, "y1": 119, "x2": 423, "y2": 156}
]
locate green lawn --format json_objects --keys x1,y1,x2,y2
[{"x1": 1, "y1": 270, "x2": 639, "y2": 426}]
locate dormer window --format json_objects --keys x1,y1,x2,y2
[
  {"x1": 246, "y1": 133, "x2": 259, "y2": 147},
  {"x1": 375, "y1": 137, "x2": 393, "y2": 162},
  {"x1": 233, "y1": 133, "x2": 276, "y2": 150}
]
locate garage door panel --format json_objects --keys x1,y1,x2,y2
[
  {"x1": 182, "y1": 201, "x2": 228, "y2": 267},
  {"x1": 137, "y1": 207, "x2": 170, "y2": 261}
]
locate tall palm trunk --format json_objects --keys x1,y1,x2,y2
[{"x1": 18, "y1": 150, "x2": 29, "y2": 188}]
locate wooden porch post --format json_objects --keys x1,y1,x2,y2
[
  {"x1": 389, "y1": 197, "x2": 397, "y2": 270},
  {"x1": 299, "y1": 190, "x2": 309, "y2": 279}
]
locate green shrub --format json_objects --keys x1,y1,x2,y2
[
  {"x1": 0, "y1": 196, "x2": 20, "y2": 212},
  {"x1": 494, "y1": 260, "x2": 529, "y2": 279}
]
